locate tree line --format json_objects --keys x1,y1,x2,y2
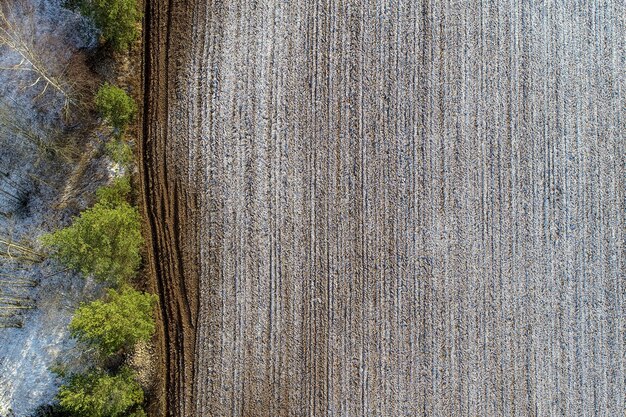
[{"x1": 1, "y1": 0, "x2": 151, "y2": 415}]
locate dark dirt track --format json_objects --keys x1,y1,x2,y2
[{"x1": 140, "y1": 1, "x2": 625, "y2": 416}]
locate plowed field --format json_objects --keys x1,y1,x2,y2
[{"x1": 141, "y1": 1, "x2": 625, "y2": 415}]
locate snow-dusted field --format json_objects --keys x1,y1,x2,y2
[
  {"x1": 0, "y1": 1, "x2": 101, "y2": 415},
  {"x1": 144, "y1": 0, "x2": 625, "y2": 415}
]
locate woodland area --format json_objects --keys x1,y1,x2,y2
[{"x1": 0, "y1": 0, "x2": 154, "y2": 416}]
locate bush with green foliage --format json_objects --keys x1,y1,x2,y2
[
  {"x1": 41, "y1": 178, "x2": 142, "y2": 285},
  {"x1": 95, "y1": 176, "x2": 132, "y2": 207},
  {"x1": 105, "y1": 138, "x2": 134, "y2": 167},
  {"x1": 70, "y1": 286, "x2": 157, "y2": 355},
  {"x1": 58, "y1": 367, "x2": 144, "y2": 417},
  {"x1": 65, "y1": 0, "x2": 140, "y2": 50},
  {"x1": 95, "y1": 84, "x2": 137, "y2": 132}
]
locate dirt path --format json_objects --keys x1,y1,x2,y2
[{"x1": 141, "y1": 1, "x2": 625, "y2": 416}]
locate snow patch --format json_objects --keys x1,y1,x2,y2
[{"x1": 0, "y1": 268, "x2": 99, "y2": 417}]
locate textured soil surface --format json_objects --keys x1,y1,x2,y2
[{"x1": 141, "y1": 1, "x2": 624, "y2": 416}]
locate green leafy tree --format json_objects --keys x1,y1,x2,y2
[
  {"x1": 58, "y1": 367, "x2": 144, "y2": 417},
  {"x1": 64, "y1": 0, "x2": 141, "y2": 50},
  {"x1": 41, "y1": 181, "x2": 142, "y2": 285},
  {"x1": 70, "y1": 286, "x2": 157, "y2": 355},
  {"x1": 95, "y1": 84, "x2": 137, "y2": 132}
]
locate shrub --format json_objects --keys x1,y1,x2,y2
[
  {"x1": 104, "y1": 138, "x2": 134, "y2": 167},
  {"x1": 58, "y1": 367, "x2": 144, "y2": 417},
  {"x1": 65, "y1": 0, "x2": 141, "y2": 50},
  {"x1": 41, "y1": 185, "x2": 142, "y2": 285},
  {"x1": 95, "y1": 176, "x2": 131, "y2": 207},
  {"x1": 95, "y1": 84, "x2": 137, "y2": 132},
  {"x1": 70, "y1": 286, "x2": 157, "y2": 355}
]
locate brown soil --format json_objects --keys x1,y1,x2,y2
[
  {"x1": 141, "y1": 1, "x2": 625, "y2": 416},
  {"x1": 139, "y1": 2, "x2": 200, "y2": 416}
]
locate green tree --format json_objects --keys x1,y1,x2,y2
[
  {"x1": 58, "y1": 367, "x2": 144, "y2": 417},
  {"x1": 70, "y1": 286, "x2": 157, "y2": 355},
  {"x1": 95, "y1": 84, "x2": 137, "y2": 132},
  {"x1": 65, "y1": 0, "x2": 141, "y2": 50},
  {"x1": 41, "y1": 182, "x2": 142, "y2": 285}
]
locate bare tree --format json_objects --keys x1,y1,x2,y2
[
  {"x1": 0, "y1": 1, "x2": 74, "y2": 113},
  {"x1": 0, "y1": 269, "x2": 35, "y2": 328},
  {"x1": 0, "y1": 234, "x2": 43, "y2": 263},
  {"x1": 0, "y1": 100, "x2": 80, "y2": 162}
]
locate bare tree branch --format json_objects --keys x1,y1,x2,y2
[{"x1": 0, "y1": 1, "x2": 74, "y2": 113}]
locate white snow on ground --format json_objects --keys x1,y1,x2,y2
[
  {"x1": 0, "y1": 1, "x2": 101, "y2": 416},
  {"x1": 0, "y1": 268, "x2": 99, "y2": 417}
]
